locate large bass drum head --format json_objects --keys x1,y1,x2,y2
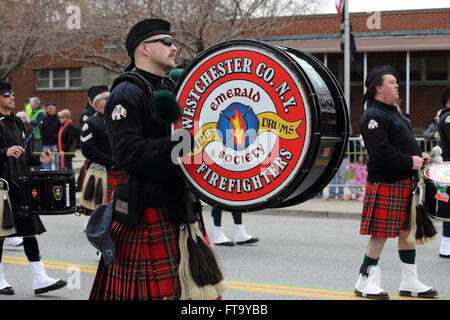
[
  {"x1": 173, "y1": 39, "x2": 317, "y2": 211},
  {"x1": 172, "y1": 39, "x2": 348, "y2": 212}
]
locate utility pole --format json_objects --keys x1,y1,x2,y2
[{"x1": 344, "y1": 0, "x2": 350, "y2": 117}]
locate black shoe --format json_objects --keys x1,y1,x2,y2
[
  {"x1": 399, "y1": 288, "x2": 438, "y2": 298},
  {"x1": 34, "y1": 279, "x2": 67, "y2": 295},
  {"x1": 0, "y1": 286, "x2": 15, "y2": 295},
  {"x1": 215, "y1": 241, "x2": 235, "y2": 246},
  {"x1": 439, "y1": 253, "x2": 450, "y2": 258},
  {"x1": 354, "y1": 289, "x2": 389, "y2": 300},
  {"x1": 236, "y1": 237, "x2": 260, "y2": 245}
]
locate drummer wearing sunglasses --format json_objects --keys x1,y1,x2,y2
[
  {"x1": 0, "y1": 81, "x2": 66, "y2": 296},
  {"x1": 93, "y1": 18, "x2": 224, "y2": 301}
]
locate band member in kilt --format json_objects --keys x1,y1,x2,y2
[
  {"x1": 90, "y1": 19, "x2": 224, "y2": 300},
  {"x1": 438, "y1": 86, "x2": 450, "y2": 258},
  {"x1": 77, "y1": 86, "x2": 107, "y2": 192},
  {"x1": 0, "y1": 82, "x2": 67, "y2": 295},
  {"x1": 354, "y1": 66, "x2": 438, "y2": 299},
  {"x1": 80, "y1": 86, "x2": 127, "y2": 227}
]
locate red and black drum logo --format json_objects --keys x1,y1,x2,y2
[{"x1": 175, "y1": 43, "x2": 312, "y2": 209}]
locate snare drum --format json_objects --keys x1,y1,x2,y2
[
  {"x1": 422, "y1": 162, "x2": 450, "y2": 221},
  {"x1": 20, "y1": 171, "x2": 76, "y2": 215}
]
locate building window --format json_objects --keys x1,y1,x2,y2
[
  {"x1": 350, "y1": 55, "x2": 363, "y2": 82},
  {"x1": 426, "y1": 56, "x2": 448, "y2": 81},
  {"x1": 35, "y1": 68, "x2": 81, "y2": 89}
]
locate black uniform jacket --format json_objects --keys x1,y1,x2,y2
[
  {"x1": 439, "y1": 108, "x2": 450, "y2": 161},
  {"x1": 360, "y1": 99, "x2": 422, "y2": 183},
  {"x1": 0, "y1": 112, "x2": 45, "y2": 236},
  {"x1": 104, "y1": 68, "x2": 179, "y2": 185},
  {"x1": 0, "y1": 112, "x2": 41, "y2": 186},
  {"x1": 80, "y1": 112, "x2": 114, "y2": 168},
  {"x1": 79, "y1": 104, "x2": 96, "y2": 127}
]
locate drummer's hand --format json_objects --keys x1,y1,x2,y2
[
  {"x1": 39, "y1": 149, "x2": 52, "y2": 164},
  {"x1": 422, "y1": 152, "x2": 431, "y2": 165},
  {"x1": 6, "y1": 146, "x2": 25, "y2": 159},
  {"x1": 412, "y1": 155, "x2": 424, "y2": 170}
]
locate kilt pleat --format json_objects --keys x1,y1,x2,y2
[
  {"x1": 80, "y1": 168, "x2": 127, "y2": 216},
  {"x1": 360, "y1": 178, "x2": 413, "y2": 238},
  {"x1": 89, "y1": 207, "x2": 180, "y2": 300}
]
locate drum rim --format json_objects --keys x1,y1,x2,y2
[
  {"x1": 172, "y1": 38, "x2": 320, "y2": 210},
  {"x1": 271, "y1": 47, "x2": 349, "y2": 207},
  {"x1": 427, "y1": 214, "x2": 450, "y2": 222},
  {"x1": 423, "y1": 161, "x2": 450, "y2": 187}
]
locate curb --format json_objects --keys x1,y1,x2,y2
[{"x1": 201, "y1": 204, "x2": 362, "y2": 220}]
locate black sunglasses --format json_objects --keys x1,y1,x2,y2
[
  {"x1": 1, "y1": 92, "x2": 14, "y2": 98},
  {"x1": 143, "y1": 37, "x2": 174, "y2": 47}
]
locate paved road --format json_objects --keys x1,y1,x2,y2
[{"x1": 1, "y1": 208, "x2": 448, "y2": 301}]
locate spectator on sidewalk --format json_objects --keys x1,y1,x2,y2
[
  {"x1": 346, "y1": 154, "x2": 368, "y2": 201},
  {"x1": 29, "y1": 97, "x2": 46, "y2": 151},
  {"x1": 327, "y1": 126, "x2": 352, "y2": 201},
  {"x1": 24, "y1": 98, "x2": 31, "y2": 118},
  {"x1": 41, "y1": 103, "x2": 60, "y2": 170},
  {"x1": 28, "y1": 97, "x2": 46, "y2": 170},
  {"x1": 57, "y1": 109, "x2": 76, "y2": 171}
]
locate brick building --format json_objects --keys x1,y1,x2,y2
[{"x1": 10, "y1": 8, "x2": 450, "y2": 134}]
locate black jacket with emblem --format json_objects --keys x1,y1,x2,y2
[
  {"x1": 80, "y1": 112, "x2": 114, "y2": 168},
  {"x1": 104, "y1": 68, "x2": 200, "y2": 224},
  {"x1": 104, "y1": 68, "x2": 178, "y2": 182},
  {"x1": 359, "y1": 99, "x2": 422, "y2": 183},
  {"x1": 438, "y1": 107, "x2": 450, "y2": 161}
]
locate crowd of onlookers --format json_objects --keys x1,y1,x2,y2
[{"x1": 18, "y1": 97, "x2": 76, "y2": 171}]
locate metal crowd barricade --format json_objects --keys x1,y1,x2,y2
[{"x1": 325, "y1": 136, "x2": 440, "y2": 192}]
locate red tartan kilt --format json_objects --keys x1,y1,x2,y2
[
  {"x1": 80, "y1": 168, "x2": 127, "y2": 216},
  {"x1": 89, "y1": 208, "x2": 181, "y2": 300},
  {"x1": 360, "y1": 178, "x2": 413, "y2": 238}
]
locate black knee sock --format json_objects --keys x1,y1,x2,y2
[
  {"x1": 23, "y1": 237, "x2": 41, "y2": 262},
  {"x1": 360, "y1": 253, "x2": 379, "y2": 276},
  {"x1": 212, "y1": 207, "x2": 222, "y2": 227},
  {"x1": 231, "y1": 212, "x2": 242, "y2": 225},
  {"x1": 398, "y1": 249, "x2": 416, "y2": 264}
]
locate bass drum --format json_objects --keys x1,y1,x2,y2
[{"x1": 173, "y1": 39, "x2": 349, "y2": 212}]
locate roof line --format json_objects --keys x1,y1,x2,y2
[{"x1": 259, "y1": 29, "x2": 450, "y2": 41}]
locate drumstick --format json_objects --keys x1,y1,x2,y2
[{"x1": 23, "y1": 120, "x2": 43, "y2": 149}]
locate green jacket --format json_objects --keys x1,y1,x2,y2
[
  {"x1": 25, "y1": 103, "x2": 32, "y2": 118},
  {"x1": 30, "y1": 107, "x2": 46, "y2": 140}
]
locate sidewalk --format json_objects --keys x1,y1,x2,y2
[{"x1": 73, "y1": 150, "x2": 362, "y2": 220}]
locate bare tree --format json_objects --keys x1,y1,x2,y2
[
  {"x1": 0, "y1": 0, "x2": 82, "y2": 81},
  {"x1": 59, "y1": 0, "x2": 325, "y2": 72},
  {"x1": 1, "y1": 0, "x2": 325, "y2": 80}
]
